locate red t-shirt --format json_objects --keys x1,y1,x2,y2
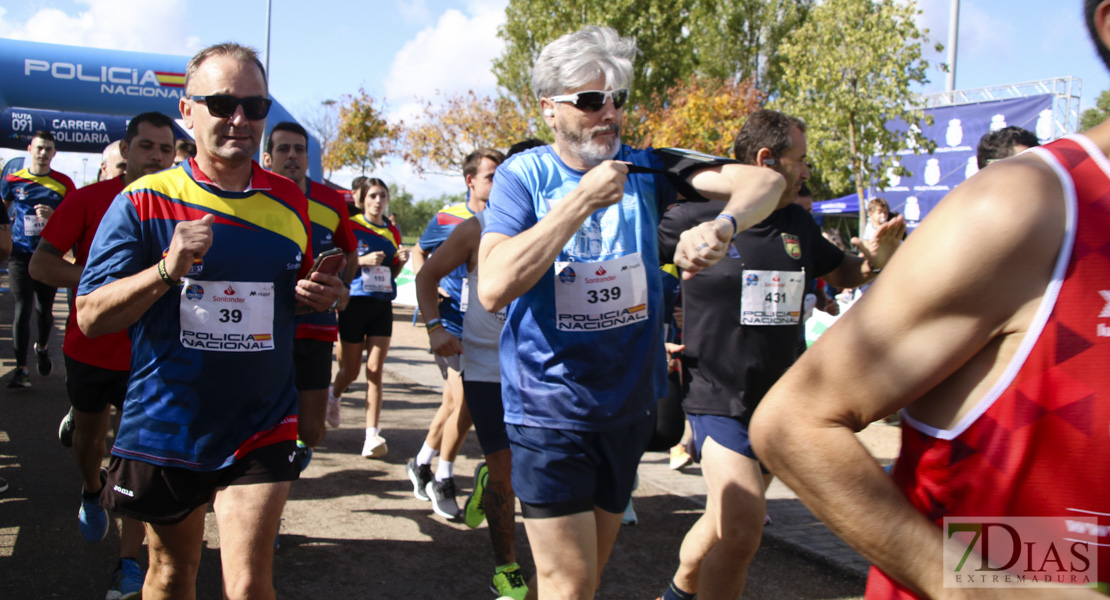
[
  {"x1": 40, "y1": 176, "x2": 130, "y2": 371},
  {"x1": 295, "y1": 180, "x2": 358, "y2": 341}
]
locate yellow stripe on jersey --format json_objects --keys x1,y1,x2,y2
[
  {"x1": 439, "y1": 202, "x2": 474, "y2": 219},
  {"x1": 660, "y1": 263, "x2": 679, "y2": 279},
  {"x1": 16, "y1": 169, "x2": 69, "y2": 197},
  {"x1": 308, "y1": 199, "x2": 341, "y2": 233},
  {"x1": 351, "y1": 214, "x2": 399, "y2": 250},
  {"x1": 130, "y1": 168, "x2": 308, "y2": 251}
]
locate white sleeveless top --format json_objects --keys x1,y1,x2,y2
[{"x1": 461, "y1": 212, "x2": 506, "y2": 383}]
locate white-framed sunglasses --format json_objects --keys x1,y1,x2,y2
[{"x1": 548, "y1": 88, "x2": 630, "y2": 112}]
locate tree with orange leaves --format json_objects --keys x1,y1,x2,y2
[
  {"x1": 325, "y1": 88, "x2": 398, "y2": 176},
  {"x1": 399, "y1": 90, "x2": 539, "y2": 176},
  {"x1": 626, "y1": 75, "x2": 765, "y2": 156}
]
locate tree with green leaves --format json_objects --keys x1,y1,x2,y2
[
  {"x1": 493, "y1": 0, "x2": 811, "y2": 111},
  {"x1": 388, "y1": 187, "x2": 459, "y2": 242},
  {"x1": 1080, "y1": 88, "x2": 1110, "y2": 131},
  {"x1": 687, "y1": 0, "x2": 813, "y2": 99},
  {"x1": 773, "y1": 0, "x2": 938, "y2": 218},
  {"x1": 493, "y1": 0, "x2": 697, "y2": 111}
]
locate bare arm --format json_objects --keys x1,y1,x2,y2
[
  {"x1": 30, "y1": 240, "x2": 82, "y2": 288},
  {"x1": 675, "y1": 164, "x2": 786, "y2": 277},
  {"x1": 749, "y1": 158, "x2": 1092, "y2": 599},
  {"x1": 0, "y1": 223, "x2": 10, "y2": 263},
  {"x1": 416, "y1": 217, "x2": 478, "y2": 356},
  {"x1": 78, "y1": 214, "x2": 214, "y2": 338},
  {"x1": 478, "y1": 161, "x2": 629, "y2": 312},
  {"x1": 823, "y1": 215, "x2": 906, "y2": 290},
  {"x1": 411, "y1": 243, "x2": 429, "y2": 275}
]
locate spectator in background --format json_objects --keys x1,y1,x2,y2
[
  {"x1": 173, "y1": 138, "x2": 196, "y2": 166},
  {"x1": 98, "y1": 141, "x2": 126, "y2": 183},
  {"x1": 861, "y1": 197, "x2": 889, "y2": 242},
  {"x1": 976, "y1": 125, "x2": 1039, "y2": 170}
]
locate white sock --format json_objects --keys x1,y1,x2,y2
[
  {"x1": 416, "y1": 442, "x2": 438, "y2": 466},
  {"x1": 435, "y1": 460, "x2": 454, "y2": 481},
  {"x1": 365, "y1": 427, "x2": 379, "y2": 439}
]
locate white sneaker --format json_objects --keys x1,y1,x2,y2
[
  {"x1": 361, "y1": 434, "x2": 388, "y2": 458},
  {"x1": 326, "y1": 387, "x2": 341, "y2": 428}
]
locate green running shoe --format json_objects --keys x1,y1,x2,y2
[
  {"x1": 490, "y1": 563, "x2": 528, "y2": 600},
  {"x1": 463, "y1": 462, "x2": 488, "y2": 529}
]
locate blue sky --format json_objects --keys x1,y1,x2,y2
[{"x1": 0, "y1": 0, "x2": 1106, "y2": 198}]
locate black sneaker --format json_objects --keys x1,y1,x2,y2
[
  {"x1": 35, "y1": 344, "x2": 52, "y2": 376},
  {"x1": 6, "y1": 368, "x2": 30, "y2": 389},
  {"x1": 406, "y1": 458, "x2": 432, "y2": 502},
  {"x1": 58, "y1": 408, "x2": 75, "y2": 448},
  {"x1": 426, "y1": 477, "x2": 460, "y2": 520}
]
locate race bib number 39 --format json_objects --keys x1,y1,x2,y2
[
  {"x1": 179, "y1": 280, "x2": 275, "y2": 352},
  {"x1": 554, "y1": 253, "x2": 648, "y2": 332},
  {"x1": 741, "y1": 269, "x2": 804, "y2": 325}
]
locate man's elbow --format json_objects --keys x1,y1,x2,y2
[
  {"x1": 477, "y1": 279, "x2": 506, "y2": 313},
  {"x1": 75, "y1": 296, "x2": 102, "y2": 338}
]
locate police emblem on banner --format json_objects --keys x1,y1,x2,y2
[{"x1": 781, "y1": 234, "x2": 801, "y2": 260}]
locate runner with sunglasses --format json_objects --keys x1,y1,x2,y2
[
  {"x1": 76, "y1": 43, "x2": 346, "y2": 599},
  {"x1": 478, "y1": 26, "x2": 786, "y2": 599}
]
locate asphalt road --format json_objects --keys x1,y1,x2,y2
[{"x1": 0, "y1": 288, "x2": 866, "y2": 599}]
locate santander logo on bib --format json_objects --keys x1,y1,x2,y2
[
  {"x1": 225, "y1": 285, "x2": 236, "y2": 295},
  {"x1": 214, "y1": 284, "x2": 245, "y2": 304},
  {"x1": 596, "y1": 266, "x2": 607, "y2": 276}
]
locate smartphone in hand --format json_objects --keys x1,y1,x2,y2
[{"x1": 307, "y1": 247, "x2": 345, "y2": 278}]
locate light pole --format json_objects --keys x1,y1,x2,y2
[
  {"x1": 82, "y1": 157, "x2": 88, "y2": 184},
  {"x1": 946, "y1": 0, "x2": 960, "y2": 99}
]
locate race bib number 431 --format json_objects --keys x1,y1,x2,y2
[
  {"x1": 554, "y1": 253, "x2": 648, "y2": 332},
  {"x1": 179, "y1": 280, "x2": 275, "y2": 352},
  {"x1": 741, "y1": 269, "x2": 804, "y2": 325}
]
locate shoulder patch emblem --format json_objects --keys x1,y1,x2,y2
[{"x1": 782, "y1": 233, "x2": 802, "y2": 260}]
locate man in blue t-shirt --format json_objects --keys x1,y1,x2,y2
[
  {"x1": 76, "y1": 43, "x2": 345, "y2": 599},
  {"x1": 478, "y1": 25, "x2": 786, "y2": 598}
]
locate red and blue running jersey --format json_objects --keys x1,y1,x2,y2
[
  {"x1": 417, "y1": 201, "x2": 474, "y2": 335},
  {"x1": 77, "y1": 159, "x2": 313, "y2": 471},
  {"x1": 294, "y1": 181, "x2": 356, "y2": 342},
  {"x1": 866, "y1": 134, "x2": 1110, "y2": 598},
  {"x1": 1, "y1": 167, "x2": 75, "y2": 256},
  {"x1": 348, "y1": 213, "x2": 402, "y2": 301},
  {"x1": 40, "y1": 175, "x2": 130, "y2": 371}
]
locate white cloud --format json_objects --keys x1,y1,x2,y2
[
  {"x1": 382, "y1": 0, "x2": 508, "y2": 122},
  {"x1": 0, "y1": 1, "x2": 200, "y2": 55}
]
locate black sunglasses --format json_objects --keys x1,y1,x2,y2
[
  {"x1": 549, "y1": 88, "x2": 629, "y2": 112},
  {"x1": 190, "y1": 95, "x2": 273, "y2": 120}
]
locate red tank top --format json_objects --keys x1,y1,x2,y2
[{"x1": 866, "y1": 135, "x2": 1110, "y2": 598}]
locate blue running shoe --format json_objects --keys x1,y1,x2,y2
[
  {"x1": 106, "y1": 558, "x2": 144, "y2": 600},
  {"x1": 79, "y1": 468, "x2": 109, "y2": 542}
]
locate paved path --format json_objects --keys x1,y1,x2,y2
[{"x1": 0, "y1": 280, "x2": 880, "y2": 598}]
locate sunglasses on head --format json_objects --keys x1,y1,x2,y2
[
  {"x1": 549, "y1": 88, "x2": 629, "y2": 112},
  {"x1": 190, "y1": 95, "x2": 273, "y2": 120}
]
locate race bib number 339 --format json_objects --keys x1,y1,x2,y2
[
  {"x1": 554, "y1": 253, "x2": 648, "y2": 332},
  {"x1": 179, "y1": 280, "x2": 275, "y2": 352}
]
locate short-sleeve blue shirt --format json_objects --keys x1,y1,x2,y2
[{"x1": 483, "y1": 145, "x2": 677, "y2": 431}]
